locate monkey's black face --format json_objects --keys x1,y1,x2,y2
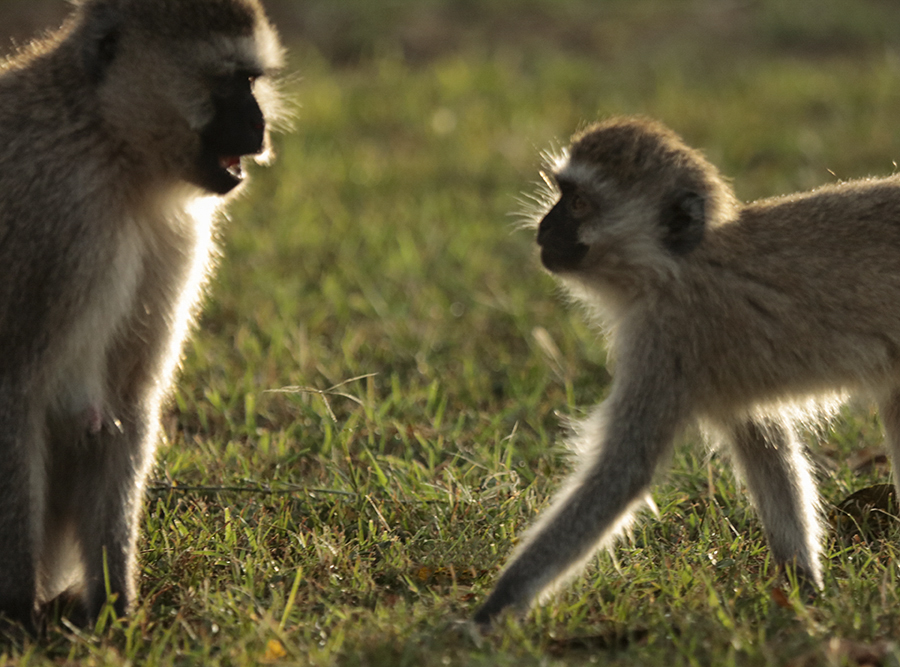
[
  {"x1": 537, "y1": 192, "x2": 590, "y2": 273},
  {"x1": 194, "y1": 71, "x2": 266, "y2": 195}
]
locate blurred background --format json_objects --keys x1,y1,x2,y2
[{"x1": 7, "y1": 0, "x2": 900, "y2": 200}]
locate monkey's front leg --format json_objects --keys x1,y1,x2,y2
[
  {"x1": 49, "y1": 404, "x2": 154, "y2": 624},
  {"x1": 473, "y1": 384, "x2": 685, "y2": 627}
]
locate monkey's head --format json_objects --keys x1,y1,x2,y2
[
  {"x1": 71, "y1": 0, "x2": 285, "y2": 195},
  {"x1": 536, "y1": 117, "x2": 737, "y2": 293}
]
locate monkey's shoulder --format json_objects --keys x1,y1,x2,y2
[
  {"x1": 743, "y1": 175, "x2": 900, "y2": 222},
  {"x1": 706, "y1": 176, "x2": 900, "y2": 253}
]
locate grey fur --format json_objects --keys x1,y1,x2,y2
[
  {"x1": 0, "y1": 0, "x2": 282, "y2": 630},
  {"x1": 475, "y1": 116, "x2": 900, "y2": 626}
]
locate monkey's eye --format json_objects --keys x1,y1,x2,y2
[{"x1": 567, "y1": 193, "x2": 592, "y2": 217}]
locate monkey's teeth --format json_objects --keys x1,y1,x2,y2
[{"x1": 219, "y1": 156, "x2": 243, "y2": 178}]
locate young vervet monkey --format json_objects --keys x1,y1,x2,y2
[
  {"x1": 0, "y1": 0, "x2": 283, "y2": 630},
  {"x1": 474, "y1": 115, "x2": 900, "y2": 626}
]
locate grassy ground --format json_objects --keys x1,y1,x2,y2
[{"x1": 5, "y1": 0, "x2": 900, "y2": 664}]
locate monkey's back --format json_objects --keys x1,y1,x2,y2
[
  {"x1": 0, "y1": 43, "x2": 122, "y2": 367},
  {"x1": 669, "y1": 176, "x2": 900, "y2": 411}
]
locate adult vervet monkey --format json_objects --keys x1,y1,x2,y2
[
  {"x1": 475, "y1": 116, "x2": 900, "y2": 626},
  {"x1": 0, "y1": 0, "x2": 283, "y2": 630}
]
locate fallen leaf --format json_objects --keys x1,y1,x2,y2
[
  {"x1": 831, "y1": 484, "x2": 899, "y2": 542},
  {"x1": 771, "y1": 587, "x2": 791, "y2": 609},
  {"x1": 262, "y1": 639, "x2": 287, "y2": 663}
]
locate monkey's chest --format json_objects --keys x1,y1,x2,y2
[{"x1": 49, "y1": 226, "x2": 146, "y2": 430}]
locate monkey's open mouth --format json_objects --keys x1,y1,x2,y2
[
  {"x1": 219, "y1": 155, "x2": 244, "y2": 182},
  {"x1": 194, "y1": 151, "x2": 249, "y2": 195}
]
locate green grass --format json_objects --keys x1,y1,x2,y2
[{"x1": 8, "y1": 0, "x2": 900, "y2": 664}]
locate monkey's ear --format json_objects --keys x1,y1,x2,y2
[
  {"x1": 82, "y1": 4, "x2": 121, "y2": 84},
  {"x1": 661, "y1": 190, "x2": 705, "y2": 255}
]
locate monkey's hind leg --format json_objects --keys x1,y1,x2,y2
[
  {"x1": 727, "y1": 417, "x2": 824, "y2": 588},
  {"x1": 878, "y1": 389, "x2": 900, "y2": 504}
]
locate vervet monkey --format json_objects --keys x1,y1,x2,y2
[
  {"x1": 474, "y1": 116, "x2": 900, "y2": 626},
  {"x1": 0, "y1": 0, "x2": 283, "y2": 630}
]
